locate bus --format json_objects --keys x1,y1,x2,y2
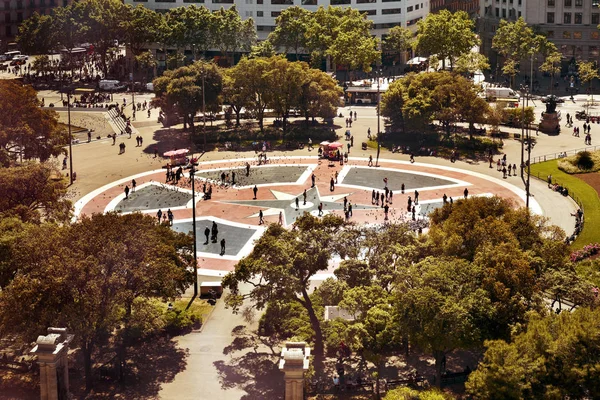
[{"x1": 4, "y1": 51, "x2": 21, "y2": 60}]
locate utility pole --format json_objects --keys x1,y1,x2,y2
[
  {"x1": 187, "y1": 165, "x2": 198, "y2": 309},
  {"x1": 68, "y1": 91, "x2": 74, "y2": 185},
  {"x1": 375, "y1": 67, "x2": 382, "y2": 167},
  {"x1": 202, "y1": 66, "x2": 206, "y2": 152}
]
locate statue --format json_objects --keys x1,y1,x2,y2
[{"x1": 545, "y1": 95, "x2": 558, "y2": 114}]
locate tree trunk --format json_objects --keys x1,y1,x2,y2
[
  {"x1": 300, "y1": 289, "x2": 324, "y2": 368},
  {"x1": 434, "y1": 350, "x2": 445, "y2": 389},
  {"x1": 82, "y1": 342, "x2": 94, "y2": 392},
  {"x1": 469, "y1": 122, "x2": 474, "y2": 141},
  {"x1": 235, "y1": 110, "x2": 241, "y2": 126}
]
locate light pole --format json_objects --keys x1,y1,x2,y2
[
  {"x1": 67, "y1": 90, "x2": 74, "y2": 185},
  {"x1": 519, "y1": 84, "x2": 531, "y2": 209},
  {"x1": 375, "y1": 67, "x2": 382, "y2": 167},
  {"x1": 190, "y1": 165, "x2": 198, "y2": 300},
  {"x1": 202, "y1": 66, "x2": 206, "y2": 152}
]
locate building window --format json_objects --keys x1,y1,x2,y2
[
  {"x1": 593, "y1": 13, "x2": 600, "y2": 24},
  {"x1": 17, "y1": 12, "x2": 22, "y2": 22},
  {"x1": 245, "y1": 10, "x2": 253, "y2": 16},
  {"x1": 257, "y1": 0, "x2": 263, "y2": 3},
  {"x1": 62, "y1": 0, "x2": 67, "y2": 5},
  {"x1": 406, "y1": 17, "x2": 422, "y2": 25},
  {"x1": 574, "y1": 31, "x2": 582, "y2": 39},
  {"x1": 156, "y1": 0, "x2": 176, "y2": 3},
  {"x1": 212, "y1": 0, "x2": 234, "y2": 3},
  {"x1": 547, "y1": 30, "x2": 554, "y2": 38},
  {"x1": 547, "y1": 12, "x2": 554, "y2": 23},
  {"x1": 5, "y1": 25, "x2": 11, "y2": 37},
  {"x1": 495, "y1": 7, "x2": 499, "y2": 16},
  {"x1": 407, "y1": 5, "x2": 413, "y2": 11},
  {"x1": 16, "y1": 0, "x2": 22, "y2": 8},
  {"x1": 382, "y1": 0, "x2": 400, "y2": 2},
  {"x1": 575, "y1": 0, "x2": 582, "y2": 5},
  {"x1": 271, "y1": 11, "x2": 281, "y2": 17},
  {"x1": 518, "y1": 0, "x2": 521, "y2": 4},
  {"x1": 382, "y1": 7, "x2": 401, "y2": 13},
  {"x1": 415, "y1": 3, "x2": 419, "y2": 8},
  {"x1": 574, "y1": 12, "x2": 582, "y2": 23},
  {"x1": 564, "y1": 0, "x2": 571, "y2": 6},
  {"x1": 564, "y1": 12, "x2": 571, "y2": 23},
  {"x1": 133, "y1": 0, "x2": 149, "y2": 2},
  {"x1": 183, "y1": 0, "x2": 204, "y2": 2},
  {"x1": 364, "y1": 9, "x2": 376, "y2": 14},
  {"x1": 330, "y1": 0, "x2": 351, "y2": 4},
  {"x1": 257, "y1": 10, "x2": 263, "y2": 16},
  {"x1": 357, "y1": 0, "x2": 376, "y2": 3},
  {"x1": 548, "y1": 0, "x2": 554, "y2": 6},
  {"x1": 302, "y1": 0, "x2": 317, "y2": 3},
  {"x1": 271, "y1": 0, "x2": 292, "y2": 3},
  {"x1": 590, "y1": 46, "x2": 600, "y2": 56},
  {"x1": 563, "y1": 31, "x2": 571, "y2": 38},
  {"x1": 592, "y1": 31, "x2": 600, "y2": 39},
  {"x1": 502, "y1": 8, "x2": 506, "y2": 17}
]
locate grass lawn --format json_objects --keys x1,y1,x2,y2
[{"x1": 530, "y1": 160, "x2": 600, "y2": 249}]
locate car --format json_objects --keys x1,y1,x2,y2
[
  {"x1": 13, "y1": 55, "x2": 28, "y2": 61},
  {"x1": 355, "y1": 97, "x2": 372, "y2": 104}
]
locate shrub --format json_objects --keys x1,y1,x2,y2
[
  {"x1": 570, "y1": 243, "x2": 600, "y2": 262},
  {"x1": 162, "y1": 300, "x2": 204, "y2": 334},
  {"x1": 575, "y1": 151, "x2": 594, "y2": 170},
  {"x1": 558, "y1": 150, "x2": 600, "y2": 174}
]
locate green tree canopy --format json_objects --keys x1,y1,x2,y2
[
  {"x1": 415, "y1": 10, "x2": 479, "y2": 70},
  {"x1": 0, "y1": 213, "x2": 193, "y2": 390},
  {"x1": 268, "y1": 6, "x2": 312, "y2": 60}
]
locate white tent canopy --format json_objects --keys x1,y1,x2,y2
[{"x1": 407, "y1": 57, "x2": 427, "y2": 65}]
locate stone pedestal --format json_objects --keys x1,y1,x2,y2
[
  {"x1": 30, "y1": 328, "x2": 74, "y2": 400},
  {"x1": 279, "y1": 342, "x2": 310, "y2": 400},
  {"x1": 539, "y1": 112, "x2": 561, "y2": 134}
]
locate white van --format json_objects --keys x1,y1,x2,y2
[
  {"x1": 485, "y1": 87, "x2": 520, "y2": 100},
  {"x1": 99, "y1": 80, "x2": 126, "y2": 91},
  {"x1": 4, "y1": 51, "x2": 21, "y2": 60}
]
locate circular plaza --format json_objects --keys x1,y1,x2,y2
[{"x1": 74, "y1": 155, "x2": 539, "y2": 275}]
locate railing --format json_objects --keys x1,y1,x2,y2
[{"x1": 531, "y1": 145, "x2": 600, "y2": 164}]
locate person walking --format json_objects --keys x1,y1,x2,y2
[
  {"x1": 414, "y1": 190, "x2": 419, "y2": 205},
  {"x1": 311, "y1": 173, "x2": 316, "y2": 188},
  {"x1": 464, "y1": 188, "x2": 469, "y2": 199},
  {"x1": 132, "y1": 179, "x2": 137, "y2": 192},
  {"x1": 232, "y1": 171, "x2": 236, "y2": 185},
  {"x1": 401, "y1": 183, "x2": 405, "y2": 194},
  {"x1": 343, "y1": 196, "x2": 348, "y2": 211},
  {"x1": 318, "y1": 203, "x2": 323, "y2": 216},
  {"x1": 124, "y1": 185, "x2": 130, "y2": 199},
  {"x1": 348, "y1": 202, "x2": 353, "y2": 217},
  {"x1": 389, "y1": 191, "x2": 393, "y2": 204},
  {"x1": 259, "y1": 209, "x2": 264, "y2": 225},
  {"x1": 303, "y1": 189, "x2": 307, "y2": 205},
  {"x1": 211, "y1": 221, "x2": 218, "y2": 243},
  {"x1": 384, "y1": 203, "x2": 389, "y2": 221},
  {"x1": 167, "y1": 209, "x2": 174, "y2": 226},
  {"x1": 295, "y1": 197, "x2": 300, "y2": 210},
  {"x1": 220, "y1": 238, "x2": 226, "y2": 256},
  {"x1": 330, "y1": 177, "x2": 335, "y2": 192},
  {"x1": 204, "y1": 227, "x2": 210, "y2": 244},
  {"x1": 157, "y1": 209, "x2": 163, "y2": 224},
  {"x1": 278, "y1": 211, "x2": 283, "y2": 225},
  {"x1": 368, "y1": 155, "x2": 373, "y2": 167},
  {"x1": 253, "y1": 185, "x2": 258, "y2": 199},
  {"x1": 246, "y1": 162, "x2": 251, "y2": 176}
]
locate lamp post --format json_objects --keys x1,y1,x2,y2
[
  {"x1": 190, "y1": 165, "x2": 198, "y2": 300},
  {"x1": 519, "y1": 84, "x2": 531, "y2": 209},
  {"x1": 202, "y1": 67, "x2": 206, "y2": 152},
  {"x1": 67, "y1": 90, "x2": 74, "y2": 185},
  {"x1": 375, "y1": 67, "x2": 382, "y2": 167}
]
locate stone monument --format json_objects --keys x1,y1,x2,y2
[
  {"x1": 539, "y1": 95, "x2": 561, "y2": 134},
  {"x1": 30, "y1": 327, "x2": 74, "y2": 400},
  {"x1": 279, "y1": 342, "x2": 310, "y2": 400}
]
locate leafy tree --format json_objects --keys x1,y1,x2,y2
[
  {"x1": 121, "y1": 4, "x2": 162, "y2": 81},
  {"x1": 228, "y1": 56, "x2": 271, "y2": 132},
  {"x1": 0, "y1": 217, "x2": 31, "y2": 290},
  {"x1": 249, "y1": 40, "x2": 276, "y2": 59},
  {"x1": 0, "y1": 80, "x2": 68, "y2": 163},
  {"x1": 384, "y1": 387, "x2": 453, "y2": 400},
  {"x1": 31, "y1": 54, "x2": 52, "y2": 77},
  {"x1": 381, "y1": 80, "x2": 405, "y2": 133},
  {"x1": 222, "y1": 214, "x2": 346, "y2": 366},
  {"x1": 51, "y1": 4, "x2": 88, "y2": 67},
  {"x1": 383, "y1": 26, "x2": 414, "y2": 55},
  {"x1": 0, "y1": 213, "x2": 193, "y2": 390},
  {"x1": 492, "y1": 17, "x2": 546, "y2": 87},
  {"x1": 16, "y1": 12, "x2": 54, "y2": 55},
  {"x1": 297, "y1": 67, "x2": 343, "y2": 125},
  {"x1": 455, "y1": 52, "x2": 490, "y2": 76},
  {"x1": 539, "y1": 42, "x2": 561, "y2": 95},
  {"x1": 152, "y1": 61, "x2": 223, "y2": 137},
  {"x1": 268, "y1": 6, "x2": 312, "y2": 60},
  {"x1": 136, "y1": 50, "x2": 158, "y2": 83},
  {"x1": 0, "y1": 163, "x2": 71, "y2": 223},
  {"x1": 212, "y1": 6, "x2": 256, "y2": 65},
  {"x1": 394, "y1": 257, "x2": 493, "y2": 387},
  {"x1": 163, "y1": 6, "x2": 213, "y2": 62},
  {"x1": 415, "y1": 10, "x2": 479, "y2": 70},
  {"x1": 577, "y1": 60, "x2": 599, "y2": 102},
  {"x1": 305, "y1": 6, "x2": 380, "y2": 72},
  {"x1": 467, "y1": 309, "x2": 600, "y2": 399}
]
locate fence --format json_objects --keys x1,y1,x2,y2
[{"x1": 531, "y1": 145, "x2": 600, "y2": 164}]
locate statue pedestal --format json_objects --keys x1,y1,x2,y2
[{"x1": 539, "y1": 112, "x2": 561, "y2": 134}]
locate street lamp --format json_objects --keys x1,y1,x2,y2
[
  {"x1": 190, "y1": 165, "x2": 198, "y2": 301},
  {"x1": 375, "y1": 67, "x2": 382, "y2": 167},
  {"x1": 202, "y1": 66, "x2": 206, "y2": 152},
  {"x1": 519, "y1": 84, "x2": 531, "y2": 209},
  {"x1": 67, "y1": 90, "x2": 74, "y2": 185}
]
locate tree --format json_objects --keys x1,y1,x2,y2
[
  {"x1": 455, "y1": 52, "x2": 490, "y2": 76},
  {"x1": 152, "y1": 61, "x2": 223, "y2": 137},
  {"x1": 381, "y1": 80, "x2": 405, "y2": 133},
  {"x1": 0, "y1": 163, "x2": 71, "y2": 223},
  {"x1": 228, "y1": 56, "x2": 271, "y2": 132},
  {"x1": 577, "y1": 60, "x2": 599, "y2": 104},
  {"x1": 394, "y1": 257, "x2": 493, "y2": 387},
  {"x1": 31, "y1": 54, "x2": 52, "y2": 77},
  {"x1": 121, "y1": 4, "x2": 162, "y2": 83},
  {"x1": 467, "y1": 309, "x2": 600, "y2": 399},
  {"x1": 249, "y1": 40, "x2": 276, "y2": 59},
  {"x1": 0, "y1": 213, "x2": 193, "y2": 390},
  {"x1": 212, "y1": 6, "x2": 256, "y2": 66},
  {"x1": 0, "y1": 80, "x2": 68, "y2": 164},
  {"x1": 16, "y1": 12, "x2": 54, "y2": 55},
  {"x1": 383, "y1": 26, "x2": 413, "y2": 55},
  {"x1": 415, "y1": 10, "x2": 479, "y2": 70},
  {"x1": 264, "y1": 57, "x2": 308, "y2": 132},
  {"x1": 539, "y1": 42, "x2": 561, "y2": 95},
  {"x1": 162, "y1": 5, "x2": 213, "y2": 62},
  {"x1": 492, "y1": 17, "x2": 546, "y2": 87},
  {"x1": 305, "y1": 6, "x2": 380, "y2": 73},
  {"x1": 268, "y1": 6, "x2": 312, "y2": 60},
  {"x1": 297, "y1": 67, "x2": 343, "y2": 125},
  {"x1": 51, "y1": 4, "x2": 88, "y2": 71},
  {"x1": 136, "y1": 51, "x2": 158, "y2": 83},
  {"x1": 222, "y1": 214, "x2": 347, "y2": 366}
]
